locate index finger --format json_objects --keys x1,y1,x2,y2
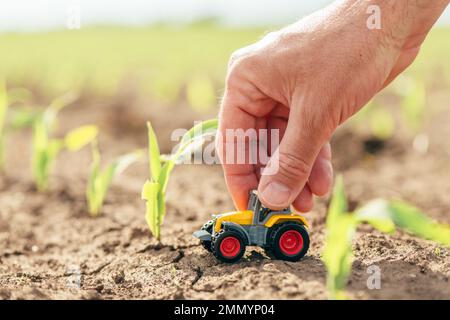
[{"x1": 217, "y1": 87, "x2": 275, "y2": 210}]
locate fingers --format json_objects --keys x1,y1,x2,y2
[
  {"x1": 217, "y1": 85, "x2": 276, "y2": 210},
  {"x1": 308, "y1": 142, "x2": 333, "y2": 197},
  {"x1": 266, "y1": 113, "x2": 333, "y2": 212},
  {"x1": 292, "y1": 185, "x2": 313, "y2": 213},
  {"x1": 291, "y1": 142, "x2": 333, "y2": 213},
  {"x1": 217, "y1": 102, "x2": 257, "y2": 210},
  {"x1": 257, "y1": 101, "x2": 331, "y2": 210}
]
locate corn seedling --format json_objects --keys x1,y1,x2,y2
[
  {"x1": 33, "y1": 122, "x2": 98, "y2": 192},
  {"x1": 31, "y1": 96, "x2": 97, "y2": 191},
  {"x1": 142, "y1": 119, "x2": 218, "y2": 240},
  {"x1": 87, "y1": 141, "x2": 143, "y2": 216},
  {"x1": 322, "y1": 176, "x2": 450, "y2": 299},
  {"x1": 9, "y1": 107, "x2": 42, "y2": 129},
  {"x1": 322, "y1": 177, "x2": 355, "y2": 300},
  {"x1": 0, "y1": 80, "x2": 8, "y2": 170}
]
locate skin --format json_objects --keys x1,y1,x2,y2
[{"x1": 217, "y1": 0, "x2": 449, "y2": 211}]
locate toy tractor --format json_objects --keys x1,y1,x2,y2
[{"x1": 193, "y1": 191, "x2": 310, "y2": 263}]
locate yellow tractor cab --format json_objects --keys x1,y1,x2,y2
[{"x1": 193, "y1": 190, "x2": 310, "y2": 263}]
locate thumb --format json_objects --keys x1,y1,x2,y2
[{"x1": 257, "y1": 106, "x2": 330, "y2": 210}]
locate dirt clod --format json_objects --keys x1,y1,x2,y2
[{"x1": 112, "y1": 271, "x2": 125, "y2": 284}]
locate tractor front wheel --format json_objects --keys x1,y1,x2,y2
[
  {"x1": 211, "y1": 229, "x2": 246, "y2": 263},
  {"x1": 266, "y1": 222, "x2": 309, "y2": 262}
]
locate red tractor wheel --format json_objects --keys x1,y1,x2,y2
[
  {"x1": 266, "y1": 222, "x2": 309, "y2": 262},
  {"x1": 212, "y1": 230, "x2": 246, "y2": 263}
]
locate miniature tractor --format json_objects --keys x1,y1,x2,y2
[{"x1": 193, "y1": 191, "x2": 310, "y2": 263}]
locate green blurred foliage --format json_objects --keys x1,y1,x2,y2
[
  {"x1": 0, "y1": 80, "x2": 8, "y2": 169},
  {"x1": 323, "y1": 176, "x2": 450, "y2": 299},
  {"x1": 87, "y1": 141, "x2": 143, "y2": 216},
  {"x1": 0, "y1": 25, "x2": 265, "y2": 106},
  {"x1": 322, "y1": 176, "x2": 354, "y2": 300},
  {"x1": 0, "y1": 25, "x2": 448, "y2": 125}
]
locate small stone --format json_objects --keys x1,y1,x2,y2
[
  {"x1": 95, "y1": 284, "x2": 104, "y2": 293},
  {"x1": 112, "y1": 270, "x2": 125, "y2": 284}
]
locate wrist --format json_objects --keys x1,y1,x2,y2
[{"x1": 348, "y1": 0, "x2": 449, "y2": 50}]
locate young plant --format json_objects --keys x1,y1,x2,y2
[
  {"x1": 0, "y1": 80, "x2": 8, "y2": 170},
  {"x1": 32, "y1": 104, "x2": 98, "y2": 192},
  {"x1": 322, "y1": 176, "x2": 450, "y2": 299},
  {"x1": 322, "y1": 177, "x2": 355, "y2": 300},
  {"x1": 9, "y1": 106, "x2": 42, "y2": 130},
  {"x1": 142, "y1": 119, "x2": 218, "y2": 240},
  {"x1": 87, "y1": 141, "x2": 143, "y2": 216}
]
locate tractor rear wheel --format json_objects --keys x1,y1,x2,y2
[
  {"x1": 266, "y1": 222, "x2": 309, "y2": 262},
  {"x1": 211, "y1": 229, "x2": 246, "y2": 263},
  {"x1": 200, "y1": 220, "x2": 214, "y2": 252}
]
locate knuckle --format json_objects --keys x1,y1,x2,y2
[
  {"x1": 227, "y1": 47, "x2": 255, "y2": 73},
  {"x1": 228, "y1": 51, "x2": 241, "y2": 69},
  {"x1": 277, "y1": 151, "x2": 311, "y2": 182},
  {"x1": 228, "y1": 48, "x2": 248, "y2": 70}
]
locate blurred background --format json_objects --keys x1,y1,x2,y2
[
  {"x1": 1, "y1": 0, "x2": 450, "y2": 150},
  {"x1": 1, "y1": 1, "x2": 449, "y2": 300}
]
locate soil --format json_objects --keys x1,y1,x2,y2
[{"x1": 0, "y1": 93, "x2": 449, "y2": 300}]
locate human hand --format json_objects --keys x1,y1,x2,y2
[{"x1": 217, "y1": 0, "x2": 449, "y2": 211}]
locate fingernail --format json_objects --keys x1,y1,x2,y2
[{"x1": 260, "y1": 182, "x2": 291, "y2": 208}]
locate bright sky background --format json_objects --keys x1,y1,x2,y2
[{"x1": 0, "y1": 0, "x2": 449, "y2": 32}]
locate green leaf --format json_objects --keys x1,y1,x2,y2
[
  {"x1": 65, "y1": 125, "x2": 99, "y2": 151},
  {"x1": 109, "y1": 149, "x2": 144, "y2": 177},
  {"x1": 32, "y1": 121, "x2": 50, "y2": 191},
  {"x1": 174, "y1": 118, "x2": 218, "y2": 161},
  {"x1": 158, "y1": 160, "x2": 175, "y2": 193},
  {"x1": 87, "y1": 141, "x2": 102, "y2": 215},
  {"x1": 31, "y1": 120, "x2": 63, "y2": 192},
  {"x1": 147, "y1": 121, "x2": 161, "y2": 181},
  {"x1": 358, "y1": 199, "x2": 450, "y2": 246},
  {"x1": 42, "y1": 92, "x2": 78, "y2": 131},
  {"x1": 322, "y1": 176, "x2": 355, "y2": 300},
  {"x1": 87, "y1": 144, "x2": 142, "y2": 216},
  {"x1": 49, "y1": 91, "x2": 78, "y2": 113},
  {"x1": 355, "y1": 199, "x2": 396, "y2": 234},
  {"x1": 8, "y1": 107, "x2": 42, "y2": 129},
  {"x1": 157, "y1": 191, "x2": 167, "y2": 226},
  {"x1": 327, "y1": 176, "x2": 348, "y2": 226},
  {"x1": 142, "y1": 180, "x2": 161, "y2": 239}
]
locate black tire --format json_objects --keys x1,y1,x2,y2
[
  {"x1": 200, "y1": 220, "x2": 214, "y2": 252},
  {"x1": 266, "y1": 222, "x2": 309, "y2": 262},
  {"x1": 211, "y1": 229, "x2": 246, "y2": 263}
]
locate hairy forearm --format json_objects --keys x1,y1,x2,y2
[{"x1": 348, "y1": 0, "x2": 449, "y2": 48}]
